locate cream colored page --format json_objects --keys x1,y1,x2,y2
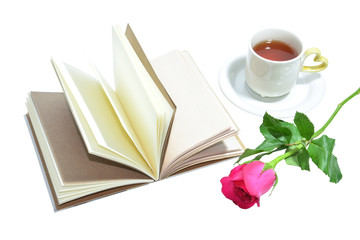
[
  {"x1": 62, "y1": 81, "x2": 154, "y2": 178},
  {"x1": 91, "y1": 63, "x2": 149, "y2": 162},
  {"x1": 151, "y1": 50, "x2": 238, "y2": 172},
  {"x1": 185, "y1": 136, "x2": 243, "y2": 162},
  {"x1": 164, "y1": 137, "x2": 244, "y2": 177},
  {"x1": 112, "y1": 25, "x2": 174, "y2": 178},
  {"x1": 93, "y1": 64, "x2": 172, "y2": 174},
  {"x1": 61, "y1": 74, "x2": 155, "y2": 178},
  {"x1": 51, "y1": 59, "x2": 153, "y2": 176},
  {"x1": 26, "y1": 96, "x2": 64, "y2": 193}
]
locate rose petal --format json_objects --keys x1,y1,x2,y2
[
  {"x1": 220, "y1": 176, "x2": 239, "y2": 202},
  {"x1": 243, "y1": 161, "x2": 276, "y2": 198},
  {"x1": 234, "y1": 180, "x2": 250, "y2": 195},
  {"x1": 228, "y1": 164, "x2": 246, "y2": 181},
  {"x1": 221, "y1": 176, "x2": 258, "y2": 209},
  {"x1": 233, "y1": 186, "x2": 258, "y2": 209},
  {"x1": 256, "y1": 168, "x2": 276, "y2": 196}
]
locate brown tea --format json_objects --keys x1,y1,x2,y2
[{"x1": 253, "y1": 39, "x2": 298, "y2": 61}]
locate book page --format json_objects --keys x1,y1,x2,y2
[
  {"x1": 91, "y1": 63, "x2": 149, "y2": 165},
  {"x1": 151, "y1": 50, "x2": 240, "y2": 177},
  {"x1": 51, "y1": 58, "x2": 155, "y2": 178},
  {"x1": 162, "y1": 136, "x2": 244, "y2": 178},
  {"x1": 112, "y1": 25, "x2": 174, "y2": 179}
]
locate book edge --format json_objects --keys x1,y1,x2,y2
[{"x1": 25, "y1": 113, "x2": 151, "y2": 211}]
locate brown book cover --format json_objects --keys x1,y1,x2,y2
[{"x1": 25, "y1": 92, "x2": 152, "y2": 211}]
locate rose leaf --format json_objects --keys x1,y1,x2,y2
[
  {"x1": 294, "y1": 112, "x2": 315, "y2": 140},
  {"x1": 285, "y1": 147, "x2": 310, "y2": 171},
  {"x1": 308, "y1": 135, "x2": 342, "y2": 183}
]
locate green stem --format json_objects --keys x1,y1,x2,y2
[
  {"x1": 311, "y1": 87, "x2": 360, "y2": 139},
  {"x1": 269, "y1": 144, "x2": 303, "y2": 168}
]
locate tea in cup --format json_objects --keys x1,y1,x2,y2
[{"x1": 245, "y1": 28, "x2": 328, "y2": 97}]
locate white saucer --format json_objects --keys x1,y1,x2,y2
[{"x1": 218, "y1": 55, "x2": 325, "y2": 118}]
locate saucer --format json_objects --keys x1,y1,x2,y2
[{"x1": 218, "y1": 55, "x2": 325, "y2": 118}]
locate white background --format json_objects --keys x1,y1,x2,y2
[{"x1": 1, "y1": 0, "x2": 360, "y2": 239}]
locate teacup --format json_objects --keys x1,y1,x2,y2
[{"x1": 245, "y1": 28, "x2": 328, "y2": 97}]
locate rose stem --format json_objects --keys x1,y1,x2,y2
[
  {"x1": 311, "y1": 87, "x2": 360, "y2": 140},
  {"x1": 269, "y1": 144, "x2": 303, "y2": 168}
]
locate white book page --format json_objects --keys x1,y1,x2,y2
[
  {"x1": 112, "y1": 25, "x2": 174, "y2": 179},
  {"x1": 91, "y1": 63, "x2": 149, "y2": 164},
  {"x1": 51, "y1": 58, "x2": 155, "y2": 178},
  {"x1": 151, "y1": 50, "x2": 239, "y2": 176}
]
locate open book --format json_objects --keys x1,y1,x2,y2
[{"x1": 25, "y1": 25, "x2": 244, "y2": 210}]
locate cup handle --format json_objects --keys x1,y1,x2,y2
[{"x1": 301, "y1": 48, "x2": 328, "y2": 73}]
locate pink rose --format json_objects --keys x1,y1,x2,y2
[{"x1": 220, "y1": 161, "x2": 276, "y2": 209}]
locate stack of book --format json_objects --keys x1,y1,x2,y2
[{"x1": 25, "y1": 25, "x2": 244, "y2": 210}]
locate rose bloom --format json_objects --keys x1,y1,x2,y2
[{"x1": 221, "y1": 161, "x2": 276, "y2": 209}]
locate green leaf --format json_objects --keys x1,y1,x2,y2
[
  {"x1": 308, "y1": 135, "x2": 342, "y2": 183},
  {"x1": 235, "y1": 148, "x2": 264, "y2": 164},
  {"x1": 285, "y1": 147, "x2": 310, "y2": 171},
  {"x1": 294, "y1": 112, "x2": 315, "y2": 140},
  {"x1": 328, "y1": 154, "x2": 342, "y2": 183},
  {"x1": 259, "y1": 123, "x2": 285, "y2": 149},
  {"x1": 237, "y1": 112, "x2": 304, "y2": 166},
  {"x1": 257, "y1": 123, "x2": 301, "y2": 152},
  {"x1": 257, "y1": 112, "x2": 297, "y2": 151},
  {"x1": 236, "y1": 146, "x2": 287, "y2": 164},
  {"x1": 254, "y1": 146, "x2": 287, "y2": 160},
  {"x1": 262, "y1": 113, "x2": 292, "y2": 143},
  {"x1": 279, "y1": 121, "x2": 302, "y2": 144},
  {"x1": 256, "y1": 137, "x2": 285, "y2": 152}
]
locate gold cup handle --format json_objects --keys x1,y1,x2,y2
[{"x1": 301, "y1": 48, "x2": 328, "y2": 73}]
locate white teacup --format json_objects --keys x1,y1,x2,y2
[{"x1": 245, "y1": 28, "x2": 328, "y2": 97}]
